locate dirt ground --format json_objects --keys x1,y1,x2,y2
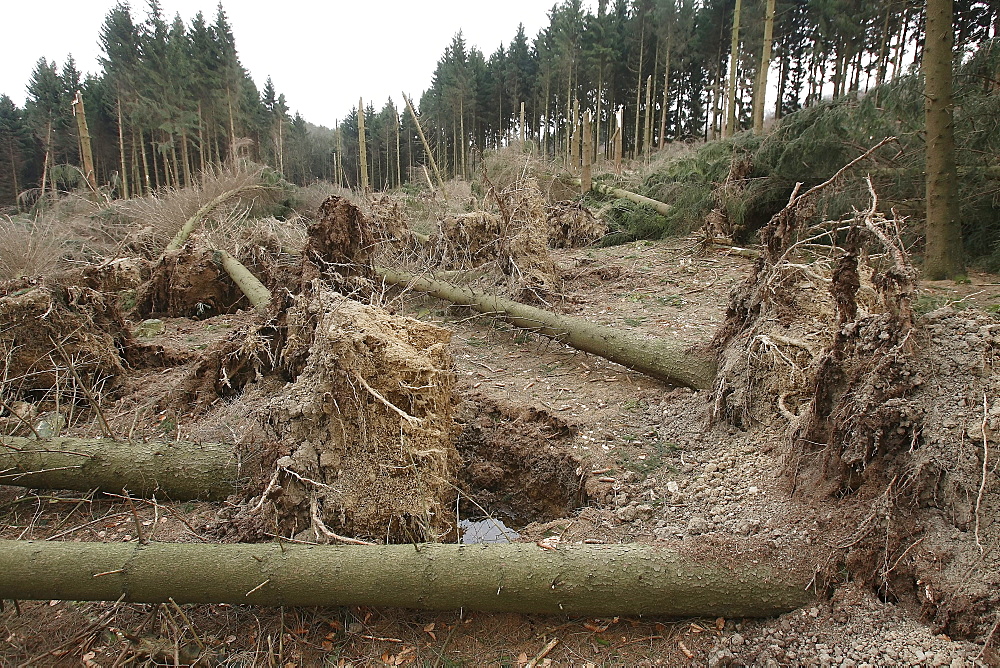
[{"x1": 2, "y1": 232, "x2": 999, "y2": 666}]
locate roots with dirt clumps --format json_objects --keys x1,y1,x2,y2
[
  {"x1": 712, "y1": 176, "x2": 1000, "y2": 639},
  {"x1": 228, "y1": 284, "x2": 460, "y2": 544},
  {"x1": 427, "y1": 178, "x2": 556, "y2": 291},
  {"x1": 546, "y1": 201, "x2": 607, "y2": 248},
  {"x1": 0, "y1": 282, "x2": 129, "y2": 397},
  {"x1": 132, "y1": 245, "x2": 247, "y2": 318}
]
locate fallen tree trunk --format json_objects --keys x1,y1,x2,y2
[
  {"x1": 573, "y1": 178, "x2": 672, "y2": 217},
  {"x1": 0, "y1": 437, "x2": 243, "y2": 501},
  {"x1": 375, "y1": 268, "x2": 716, "y2": 390},
  {"x1": 0, "y1": 540, "x2": 815, "y2": 617},
  {"x1": 216, "y1": 249, "x2": 272, "y2": 309}
]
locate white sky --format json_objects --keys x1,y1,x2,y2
[{"x1": 2, "y1": 1, "x2": 586, "y2": 128}]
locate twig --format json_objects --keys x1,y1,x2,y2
[
  {"x1": 976, "y1": 393, "x2": 990, "y2": 554},
  {"x1": 18, "y1": 594, "x2": 126, "y2": 668},
  {"x1": 103, "y1": 492, "x2": 209, "y2": 542},
  {"x1": 122, "y1": 491, "x2": 147, "y2": 545},
  {"x1": 168, "y1": 597, "x2": 207, "y2": 653},
  {"x1": 245, "y1": 579, "x2": 270, "y2": 597},
  {"x1": 48, "y1": 335, "x2": 113, "y2": 439},
  {"x1": 45, "y1": 511, "x2": 130, "y2": 541},
  {"x1": 526, "y1": 638, "x2": 559, "y2": 667},
  {"x1": 790, "y1": 137, "x2": 896, "y2": 208}
]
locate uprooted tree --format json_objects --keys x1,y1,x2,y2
[{"x1": 1, "y1": 156, "x2": 997, "y2": 633}]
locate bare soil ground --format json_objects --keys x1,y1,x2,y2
[{"x1": 2, "y1": 231, "x2": 999, "y2": 666}]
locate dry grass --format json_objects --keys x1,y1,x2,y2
[
  {"x1": 480, "y1": 145, "x2": 580, "y2": 203},
  {"x1": 289, "y1": 181, "x2": 353, "y2": 219},
  {"x1": 112, "y1": 165, "x2": 279, "y2": 259},
  {"x1": 0, "y1": 215, "x2": 75, "y2": 281}
]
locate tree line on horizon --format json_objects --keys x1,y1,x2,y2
[{"x1": 0, "y1": 0, "x2": 997, "y2": 206}]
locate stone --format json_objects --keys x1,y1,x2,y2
[{"x1": 135, "y1": 318, "x2": 165, "y2": 338}]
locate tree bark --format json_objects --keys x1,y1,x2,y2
[
  {"x1": 0, "y1": 540, "x2": 814, "y2": 617},
  {"x1": 216, "y1": 250, "x2": 272, "y2": 309},
  {"x1": 117, "y1": 99, "x2": 130, "y2": 199},
  {"x1": 923, "y1": 0, "x2": 964, "y2": 279},
  {"x1": 581, "y1": 110, "x2": 592, "y2": 193},
  {"x1": 374, "y1": 268, "x2": 716, "y2": 390},
  {"x1": 725, "y1": 0, "x2": 743, "y2": 138},
  {"x1": 0, "y1": 437, "x2": 243, "y2": 500}
]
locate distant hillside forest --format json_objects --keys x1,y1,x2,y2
[{"x1": 0, "y1": 0, "x2": 997, "y2": 205}]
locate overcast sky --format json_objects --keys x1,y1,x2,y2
[{"x1": 2, "y1": 1, "x2": 592, "y2": 128}]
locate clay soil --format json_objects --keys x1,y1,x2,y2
[{"x1": 2, "y1": 234, "x2": 1000, "y2": 666}]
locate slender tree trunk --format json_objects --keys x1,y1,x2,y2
[
  {"x1": 571, "y1": 98, "x2": 580, "y2": 170},
  {"x1": 775, "y1": 49, "x2": 788, "y2": 121},
  {"x1": 643, "y1": 75, "x2": 653, "y2": 157},
  {"x1": 396, "y1": 113, "x2": 402, "y2": 187},
  {"x1": 892, "y1": 12, "x2": 911, "y2": 80},
  {"x1": 725, "y1": 0, "x2": 743, "y2": 138},
  {"x1": 116, "y1": 99, "x2": 129, "y2": 199},
  {"x1": 614, "y1": 108, "x2": 623, "y2": 173},
  {"x1": 72, "y1": 91, "x2": 98, "y2": 194},
  {"x1": 39, "y1": 121, "x2": 52, "y2": 200},
  {"x1": 923, "y1": 0, "x2": 964, "y2": 279},
  {"x1": 659, "y1": 31, "x2": 673, "y2": 149},
  {"x1": 753, "y1": 0, "x2": 777, "y2": 133},
  {"x1": 876, "y1": 7, "x2": 892, "y2": 86},
  {"x1": 180, "y1": 127, "x2": 192, "y2": 187},
  {"x1": 460, "y1": 97, "x2": 466, "y2": 179},
  {"x1": 581, "y1": 109, "x2": 592, "y2": 193},
  {"x1": 8, "y1": 141, "x2": 19, "y2": 203},
  {"x1": 543, "y1": 79, "x2": 551, "y2": 157},
  {"x1": 169, "y1": 137, "x2": 180, "y2": 189},
  {"x1": 0, "y1": 540, "x2": 815, "y2": 617},
  {"x1": 520, "y1": 102, "x2": 526, "y2": 144},
  {"x1": 142, "y1": 131, "x2": 154, "y2": 192},
  {"x1": 197, "y1": 104, "x2": 206, "y2": 172},
  {"x1": 402, "y1": 93, "x2": 446, "y2": 199},
  {"x1": 596, "y1": 73, "x2": 603, "y2": 158},
  {"x1": 358, "y1": 98, "x2": 369, "y2": 192},
  {"x1": 634, "y1": 20, "x2": 645, "y2": 155},
  {"x1": 226, "y1": 88, "x2": 237, "y2": 162}
]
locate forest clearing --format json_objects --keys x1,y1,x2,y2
[
  {"x1": 2, "y1": 0, "x2": 1000, "y2": 664},
  {"x1": 0, "y1": 139, "x2": 998, "y2": 664}
]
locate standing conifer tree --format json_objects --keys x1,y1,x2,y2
[{"x1": 923, "y1": 0, "x2": 964, "y2": 278}]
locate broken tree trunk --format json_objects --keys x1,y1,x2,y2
[
  {"x1": 0, "y1": 540, "x2": 815, "y2": 617},
  {"x1": 0, "y1": 437, "x2": 243, "y2": 501},
  {"x1": 403, "y1": 92, "x2": 447, "y2": 200},
  {"x1": 375, "y1": 268, "x2": 716, "y2": 390}
]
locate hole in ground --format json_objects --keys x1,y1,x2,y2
[{"x1": 455, "y1": 395, "x2": 588, "y2": 532}]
